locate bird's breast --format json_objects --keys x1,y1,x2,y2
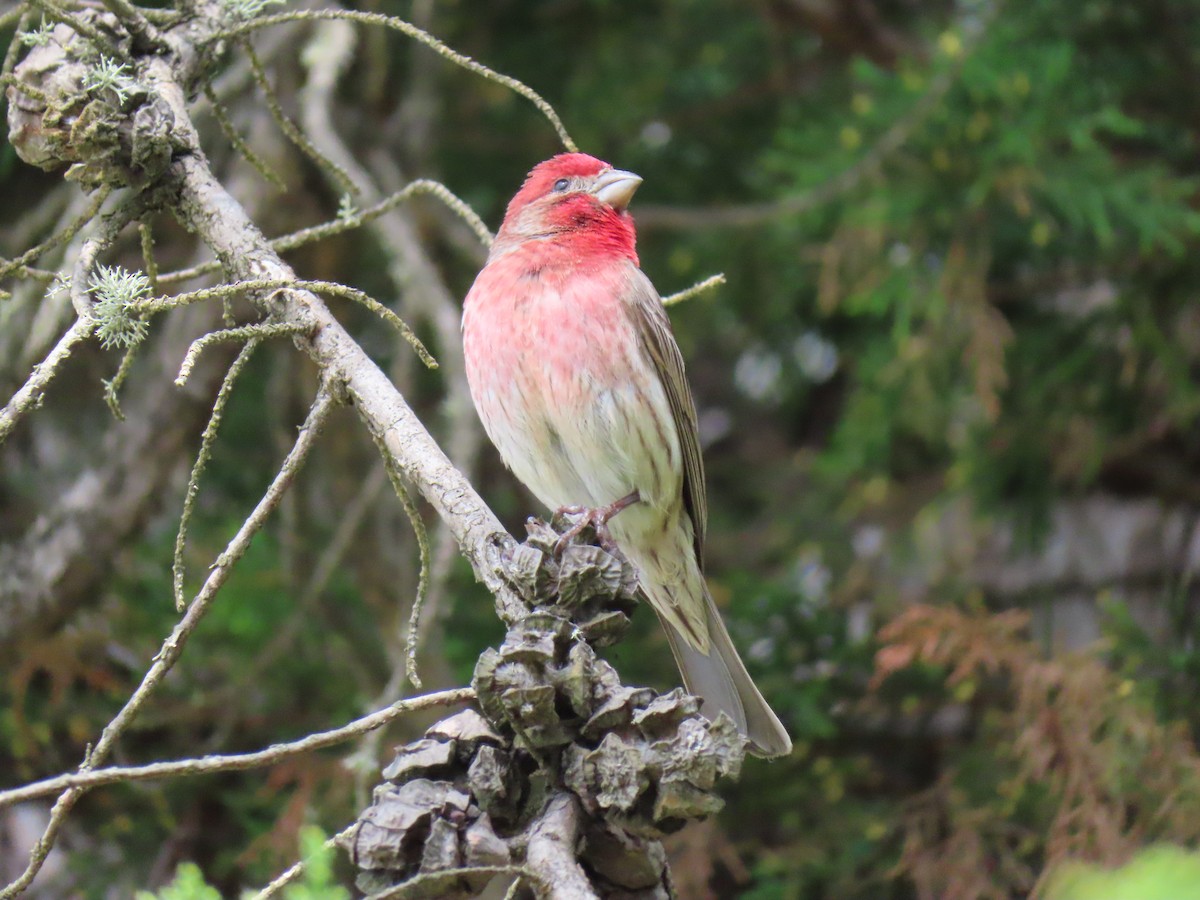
[{"x1": 463, "y1": 254, "x2": 681, "y2": 515}]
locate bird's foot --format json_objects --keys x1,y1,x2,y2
[{"x1": 553, "y1": 491, "x2": 640, "y2": 557}]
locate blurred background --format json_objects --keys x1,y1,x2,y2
[{"x1": 3, "y1": 0, "x2": 1200, "y2": 896}]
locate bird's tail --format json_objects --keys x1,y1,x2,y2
[{"x1": 658, "y1": 590, "x2": 793, "y2": 759}]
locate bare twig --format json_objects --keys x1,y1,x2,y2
[
  {"x1": 98, "y1": 0, "x2": 163, "y2": 50},
  {"x1": 135, "y1": 278, "x2": 436, "y2": 369},
  {"x1": 663, "y1": 272, "x2": 726, "y2": 306},
  {"x1": 0, "y1": 317, "x2": 93, "y2": 446},
  {"x1": 211, "y1": 8, "x2": 577, "y2": 152},
  {"x1": 155, "y1": 178, "x2": 492, "y2": 287},
  {"x1": 174, "y1": 321, "x2": 307, "y2": 386},
  {"x1": 202, "y1": 79, "x2": 288, "y2": 191},
  {"x1": 251, "y1": 823, "x2": 357, "y2": 900},
  {"x1": 101, "y1": 338, "x2": 139, "y2": 419},
  {"x1": 372, "y1": 433, "x2": 431, "y2": 690},
  {"x1": 138, "y1": 220, "x2": 159, "y2": 293},
  {"x1": 0, "y1": 687, "x2": 474, "y2": 808},
  {"x1": 171, "y1": 340, "x2": 260, "y2": 610},
  {"x1": 241, "y1": 38, "x2": 357, "y2": 195},
  {"x1": 0, "y1": 185, "x2": 112, "y2": 282}
]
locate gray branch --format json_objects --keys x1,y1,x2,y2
[{"x1": 524, "y1": 795, "x2": 593, "y2": 900}]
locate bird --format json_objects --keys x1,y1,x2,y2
[{"x1": 461, "y1": 152, "x2": 792, "y2": 758}]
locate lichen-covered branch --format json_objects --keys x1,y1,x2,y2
[
  {"x1": 0, "y1": 316, "x2": 92, "y2": 445},
  {"x1": 0, "y1": 687, "x2": 474, "y2": 808}
]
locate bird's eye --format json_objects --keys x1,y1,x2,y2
[{"x1": 552, "y1": 178, "x2": 570, "y2": 192}]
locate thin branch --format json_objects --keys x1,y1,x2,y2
[
  {"x1": 26, "y1": 0, "x2": 118, "y2": 53},
  {"x1": 0, "y1": 9, "x2": 32, "y2": 104},
  {"x1": 276, "y1": 179, "x2": 493, "y2": 250},
  {"x1": 373, "y1": 433, "x2": 431, "y2": 690},
  {"x1": 250, "y1": 824, "x2": 356, "y2": 900},
  {"x1": 0, "y1": 71, "x2": 49, "y2": 103},
  {"x1": 2, "y1": 265, "x2": 58, "y2": 281},
  {"x1": 306, "y1": 280, "x2": 438, "y2": 368},
  {"x1": 136, "y1": 277, "x2": 437, "y2": 369},
  {"x1": 663, "y1": 272, "x2": 726, "y2": 307},
  {"x1": 138, "y1": 220, "x2": 159, "y2": 294},
  {"x1": 0, "y1": 185, "x2": 112, "y2": 282},
  {"x1": 370, "y1": 867, "x2": 530, "y2": 900},
  {"x1": 175, "y1": 321, "x2": 307, "y2": 386},
  {"x1": 155, "y1": 179, "x2": 492, "y2": 287},
  {"x1": 0, "y1": 317, "x2": 93, "y2": 446},
  {"x1": 101, "y1": 339, "x2": 139, "y2": 419},
  {"x1": 98, "y1": 0, "x2": 164, "y2": 50},
  {"x1": 211, "y1": 8, "x2": 577, "y2": 152},
  {"x1": 0, "y1": 687, "x2": 474, "y2": 807},
  {"x1": 172, "y1": 340, "x2": 259, "y2": 610},
  {"x1": 0, "y1": 388, "x2": 337, "y2": 899},
  {"x1": 242, "y1": 38, "x2": 357, "y2": 195},
  {"x1": 202, "y1": 79, "x2": 288, "y2": 191},
  {"x1": 0, "y1": 7, "x2": 26, "y2": 34}
]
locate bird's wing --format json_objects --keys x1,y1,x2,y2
[{"x1": 626, "y1": 266, "x2": 707, "y2": 562}]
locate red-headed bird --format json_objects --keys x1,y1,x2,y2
[{"x1": 462, "y1": 153, "x2": 792, "y2": 758}]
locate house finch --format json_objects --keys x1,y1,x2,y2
[{"x1": 462, "y1": 153, "x2": 792, "y2": 758}]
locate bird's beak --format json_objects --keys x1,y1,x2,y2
[{"x1": 592, "y1": 168, "x2": 642, "y2": 211}]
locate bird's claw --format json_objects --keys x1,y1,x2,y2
[{"x1": 551, "y1": 491, "x2": 640, "y2": 557}]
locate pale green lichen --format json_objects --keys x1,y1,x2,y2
[
  {"x1": 218, "y1": 0, "x2": 287, "y2": 22},
  {"x1": 88, "y1": 265, "x2": 150, "y2": 349},
  {"x1": 82, "y1": 56, "x2": 137, "y2": 103},
  {"x1": 19, "y1": 21, "x2": 56, "y2": 48}
]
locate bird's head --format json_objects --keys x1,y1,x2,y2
[{"x1": 495, "y1": 153, "x2": 642, "y2": 262}]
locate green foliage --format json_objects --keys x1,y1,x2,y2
[
  {"x1": 268, "y1": 826, "x2": 351, "y2": 900},
  {"x1": 133, "y1": 828, "x2": 349, "y2": 899},
  {"x1": 1044, "y1": 846, "x2": 1200, "y2": 900},
  {"x1": 135, "y1": 864, "x2": 221, "y2": 900}
]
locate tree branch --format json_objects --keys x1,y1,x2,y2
[
  {"x1": 524, "y1": 794, "x2": 595, "y2": 900},
  {"x1": 0, "y1": 687, "x2": 474, "y2": 809},
  {"x1": 0, "y1": 317, "x2": 92, "y2": 445}
]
